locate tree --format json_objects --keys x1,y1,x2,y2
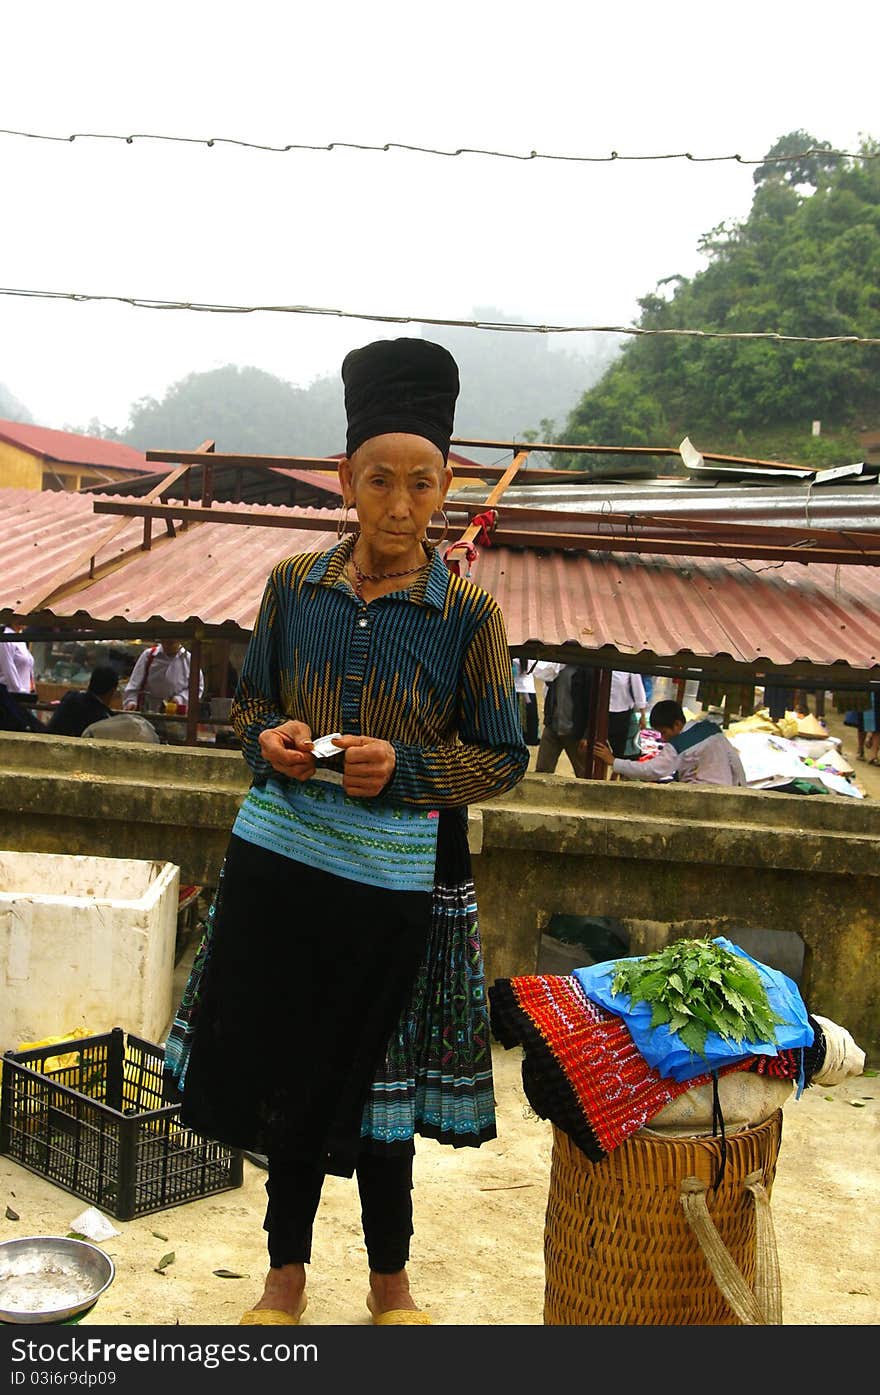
[
  {"x1": 561, "y1": 134, "x2": 880, "y2": 453},
  {"x1": 105, "y1": 315, "x2": 621, "y2": 463},
  {"x1": 0, "y1": 381, "x2": 33, "y2": 423},
  {"x1": 752, "y1": 129, "x2": 839, "y2": 190},
  {"x1": 119, "y1": 364, "x2": 346, "y2": 456}
]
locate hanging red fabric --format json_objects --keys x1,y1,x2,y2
[
  {"x1": 443, "y1": 541, "x2": 478, "y2": 577},
  {"x1": 443, "y1": 509, "x2": 498, "y2": 577},
  {"x1": 471, "y1": 509, "x2": 498, "y2": 546}
]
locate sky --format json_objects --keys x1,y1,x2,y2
[{"x1": 1, "y1": 0, "x2": 877, "y2": 433}]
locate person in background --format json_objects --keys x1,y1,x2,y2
[
  {"x1": 0, "y1": 625, "x2": 42, "y2": 732},
  {"x1": 82, "y1": 711, "x2": 161, "y2": 743},
  {"x1": 513, "y1": 658, "x2": 563, "y2": 747},
  {"x1": 123, "y1": 640, "x2": 204, "y2": 711},
  {"x1": 535, "y1": 663, "x2": 591, "y2": 777},
  {"x1": 511, "y1": 659, "x2": 539, "y2": 746},
  {"x1": 844, "y1": 708, "x2": 867, "y2": 761},
  {"x1": 595, "y1": 699, "x2": 746, "y2": 787},
  {"x1": 762, "y1": 686, "x2": 795, "y2": 722},
  {"x1": 0, "y1": 625, "x2": 36, "y2": 698},
  {"x1": 607, "y1": 669, "x2": 647, "y2": 758},
  {"x1": 867, "y1": 690, "x2": 880, "y2": 767},
  {"x1": 46, "y1": 665, "x2": 120, "y2": 737}
]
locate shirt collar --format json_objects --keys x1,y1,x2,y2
[{"x1": 304, "y1": 535, "x2": 452, "y2": 612}]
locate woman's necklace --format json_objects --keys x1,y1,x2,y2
[{"x1": 350, "y1": 548, "x2": 429, "y2": 601}]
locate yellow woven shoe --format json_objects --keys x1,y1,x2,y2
[
  {"x1": 239, "y1": 1297, "x2": 307, "y2": 1326},
  {"x1": 371, "y1": 1309, "x2": 433, "y2": 1325},
  {"x1": 367, "y1": 1294, "x2": 432, "y2": 1325}
]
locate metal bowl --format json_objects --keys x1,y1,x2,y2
[{"x1": 0, "y1": 1237, "x2": 115, "y2": 1325}]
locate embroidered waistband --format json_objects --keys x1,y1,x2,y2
[{"x1": 232, "y1": 775, "x2": 439, "y2": 891}]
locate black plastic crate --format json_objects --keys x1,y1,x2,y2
[{"x1": 0, "y1": 1027, "x2": 243, "y2": 1220}]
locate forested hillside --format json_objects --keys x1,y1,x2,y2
[
  {"x1": 74, "y1": 312, "x2": 614, "y2": 460},
  {"x1": 0, "y1": 382, "x2": 33, "y2": 424},
  {"x1": 561, "y1": 132, "x2": 880, "y2": 466}
]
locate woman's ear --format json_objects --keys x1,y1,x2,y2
[
  {"x1": 439, "y1": 461, "x2": 454, "y2": 502},
  {"x1": 338, "y1": 455, "x2": 354, "y2": 505}
]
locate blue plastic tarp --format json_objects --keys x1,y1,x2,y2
[{"x1": 573, "y1": 936, "x2": 813, "y2": 1083}]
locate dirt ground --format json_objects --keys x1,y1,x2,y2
[
  {"x1": 1, "y1": 700, "x2": 876, "y2": 1329},
  {"x1": 1, "y1": 1033, "x2": 877, "y2": 1328}
]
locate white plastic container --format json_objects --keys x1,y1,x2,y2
[{"x1": 0, "y1": 852, "x2": 179, "y2": 1051}]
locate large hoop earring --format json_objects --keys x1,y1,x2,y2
[
  {"x1": 336, "y1": 502, "x2": 351, "y2": 540},
  {"x1": 430, "y1": 509, "x2": 450, "y2": 546}
]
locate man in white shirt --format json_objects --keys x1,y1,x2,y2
[
  {"x1": 607, "y1": 669, "x2": 648, "y2": 757},
  {"x1": 511, "y1": 659, "x2": 539, "y2": 745},
  {"x1": 123, "y1": 641, "x2": 204, "y2": 711},
  {"x1": 0, "y1": 626, "x2": 36, "y2": 695},
  {"x1": 0, "y1": 626, "x2": 43, "y2": 732},
  {"x1": 595, "y1": 700, "x2": 747, "y2": 787},
  {"x1": 513, "y1": 658, "x2": 562, "y2": 746}
]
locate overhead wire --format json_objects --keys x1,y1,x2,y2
[
  {"x1": 0, "y1": 128, "x2": 872, "y2": 167},
  {"x1": 0, "y1": 287, "x2": 877, "y2": 344},
  {"x1": 1, "y1": 130, "x2": 875, "y2": 348}
]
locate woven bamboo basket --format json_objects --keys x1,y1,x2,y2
[{"x1": 544, "y1": 1109, "x2": 784, "y2": 1325}]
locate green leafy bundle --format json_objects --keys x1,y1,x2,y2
[{"x1": 610, "y1": 938, "x2": 789, "y2": 1059}]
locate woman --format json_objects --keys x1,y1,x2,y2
[{"x1": 165, "y1": 338, "x2": 528, "y2": 1327}]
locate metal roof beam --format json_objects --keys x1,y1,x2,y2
[{"x1": 91, "y1": 499, "x2": 880, "y2": 564}]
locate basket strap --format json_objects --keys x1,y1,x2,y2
[
  {"x1": 744, "y1": 1169, "x2": 783, "y2": 1325},
  {"x1": 680, "y1": 1175, "x2": 782, "y2": 1325}
]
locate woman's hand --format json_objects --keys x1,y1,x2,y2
[
  {"x1": 333, "y1": 735, "x2": 396, "y2": 798},
  {"x1": 259, "y1": 720, "x2": 317, "y2": 781}
]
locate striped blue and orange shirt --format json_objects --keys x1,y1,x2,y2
[{"x1": 232, "y1": 535, "x2": 529, "y2": 808}]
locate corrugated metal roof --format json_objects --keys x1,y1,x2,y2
[
  {"x1": 454, "y1": 478, "x2": 880, "y2": 531},
  {"x1": 0, "y1": 487, "x2": 877, "y2": 675},
  {"x1": 0, "y1": 489, "x2": 336, "y2": 627},
  {"x1": 0, "y1": 420, "x2": 150, "y2": 473},
  {"x1": 474, "y1": 546, "x2": 879, "y2": 671}
]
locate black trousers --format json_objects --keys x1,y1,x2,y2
[
  {"x1": 607, "y1": 708, "x2": 633, "y2": 757},
  {"x1": 264, "y1": 1143, "x2": 415, "y2": 1273}
]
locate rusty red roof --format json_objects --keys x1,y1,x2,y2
[
  {"x1": 0, "y1": 488, "x2": 877, "y2": 679},
  {"x1": 0, "y1": 419, "x2": 149, "y2": 473}
]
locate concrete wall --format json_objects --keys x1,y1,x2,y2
[{"x1": 1, "y1": 731, "x2": 877, "y2": 1063}]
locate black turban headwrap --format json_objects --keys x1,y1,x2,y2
[{"x1": 342, "y1": 337, "x2": 460, "y2": 460}]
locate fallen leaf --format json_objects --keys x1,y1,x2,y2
[
  {"x1": 849, "y1": 1100, "x2": 866, "y2": 1108},
  {"x1": 155, "y1": 1251, "x2": 175, "y2": 1273},
  {"x1": 5, "y1": 1206, "x2": 19, "y2": 1221},
  {"x1": 67, "y1": 1231, "x2": 89, "y2": 1241},
  {"x1": 213, "y1": 1269, "x2": 245, "y2": 1279},
  {"x1": 152, "y1": 1232, "x2": 169, "y2": 1242}
]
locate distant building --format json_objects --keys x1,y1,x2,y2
[{"x1": 0, "y1": 419, "x2": 151, "y2": 492}]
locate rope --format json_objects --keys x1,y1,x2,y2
[
  {"x1": 745, "y1": 1170, "x2": 783, "y2": 1325},
  {"x1": 679, "y1": 1175, "x2": 782, "y2": 1325}
]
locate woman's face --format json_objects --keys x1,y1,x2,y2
[{"x1": 339, "y1": 433, "x2": 452, "y2": 558}]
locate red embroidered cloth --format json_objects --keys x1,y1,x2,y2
[{"x1": 489, "y1": 974, "x2": 804, "y2": 1161}]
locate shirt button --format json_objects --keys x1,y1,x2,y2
[{"x1": 357, "y1": 617, "x2": 368, "y2": 628}]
